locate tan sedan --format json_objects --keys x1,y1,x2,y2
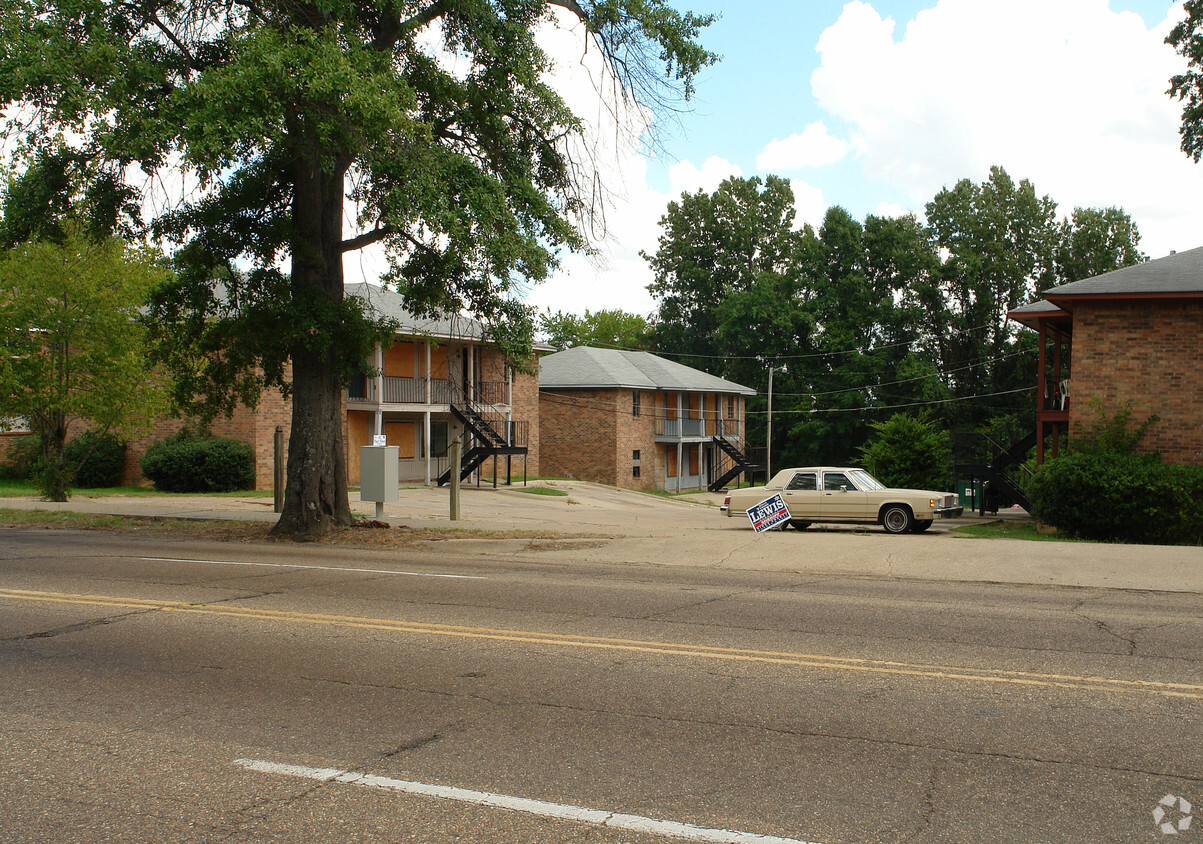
[{"x1": 721, "y1": 467, "x2": 962, "y2": 534}]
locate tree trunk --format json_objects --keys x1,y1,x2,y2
[{"x1": 270, "y1": 156, "x2": 354, "y2": 540}]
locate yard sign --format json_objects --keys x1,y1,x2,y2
[{"x1": 747, "y1": 493, "x2": 791, "y2": 532}]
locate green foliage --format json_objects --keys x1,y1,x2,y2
[
  {"x1": 1168, "y1": 0, "x2": 1203, "y2": 162},
  {"x1": 1068, "y1": 397, "x2": 1159, "y2": 455},
  {"x1": 1054, "y1": 207, "x2": 1145, "y2": 285},
  {"x1": 62, "y1": 431, "x2": 126, "y2": 488},
  {"x1": 0, "y1": 229, "x2": 170, "y2": 501},
  {"x1": 1027, "y1": 453, "x2": 1203, "y2": 545},
  {"x1": 857, "y1": 413, "x2": 952, "y2": 491},
  {"x1": 0, "y1": 435, "x2": 41, "y2": 481},
  {"x1": 140, "y1": 431, "x2": 256, "y2": 493},
  {"x1": 539, "y1": 309, "x2": 651, "y2": 350},
  {"x1": 0, "y1": 0, "x2": 717, "y2": 534}
]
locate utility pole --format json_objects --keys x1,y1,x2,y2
[{"x1": 766, "y1": 365, "x2": 777, "y2": 479}]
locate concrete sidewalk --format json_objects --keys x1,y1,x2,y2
[{"x1": 2, "y1": 480, "x2": 1200, "y2": 593}]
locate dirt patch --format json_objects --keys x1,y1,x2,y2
[{"x1": 0, "y1": 510, "x2": 598, "y2": 546}]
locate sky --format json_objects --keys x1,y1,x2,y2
[{"x1": 472, "y1": 0, "x2": 1199, "y2": 320}]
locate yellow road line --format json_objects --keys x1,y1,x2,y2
[{"x1": 2, "y1": 587, "x2": 1199, "y2": 699}]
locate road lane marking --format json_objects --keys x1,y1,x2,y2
[
  {"x1": 139, "y1": 557, "x2": 486, "y2": 580},
  {"x1": 235, "y1": 758, "x2": 821, "y2": 844},
  {"x1": 2, "y1": 588, "x2": 1200, "y2": 699}
]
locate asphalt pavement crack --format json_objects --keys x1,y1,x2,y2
[{"x1": 1, "y1": 607, "x2": 157, "y2": 642}]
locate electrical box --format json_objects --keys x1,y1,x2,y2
[{"x1": 360, "y1": 445, "x2": 399, "y2": 503}]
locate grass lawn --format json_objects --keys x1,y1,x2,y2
[
  {"x1": 950, "y1": 519, "x2": 1083, "y2": 542},
  {"x1": 513, "y1": 486, "x2": 569, "y2": 497},
  {"x1": 0, "y1": 479, "x2": 273, "y2": 498}
]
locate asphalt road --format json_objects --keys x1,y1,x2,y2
[{"x1": 1, "y1": 528, "x2": 1200, "y2": 843}]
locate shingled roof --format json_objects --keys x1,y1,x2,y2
[
  {"x1": 539, "y1": 346, "x2": 756, "y2": 395},
  {"x1": 345, "y1": 282, "x2": 486, "y2": 340},
  {"x1": 1042, "y1": 246, "x2": 1203, "y2": 300}
]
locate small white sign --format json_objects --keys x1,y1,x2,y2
[{"x1": 372, "y1": 434, "x2": 387, "y2": 447}]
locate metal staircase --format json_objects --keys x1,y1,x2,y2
[
  {"x1": 954, "y1": 431, "x2": 1036, "y2": 513},
  {"x1": 709, "y1": 435, "x2": 765, "y2": 492},
  {"x1": 437, "y1": 390, "x2": 527, "y2": 487}
]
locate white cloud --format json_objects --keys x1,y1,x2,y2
[
  {"x1": 668, "y1": 156, "x2": 743, "y2": 195},
  {"x1": 811, "y1": 0, "x2": 1199, "y2": 258},
  {"x1": 757, "y1": 121, "x2": 848, "y2": 171},
  {"x1": 790, "y1": 179, "x2": 828, "y2": 230}
]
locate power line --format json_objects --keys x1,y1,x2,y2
[
  {"x1": 542, "y1": 321, "x2": 1003, "y2": 362},
  {"x1": 744, "y1": 387, "x2": 1035, "y2": 416}
]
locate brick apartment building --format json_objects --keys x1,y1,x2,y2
[
  {"x1": 538, "y1": 346, "x2": 757, "y2": 491},
  {"x1": 1009, "y1": 246, "x2": 1203, "y2": 465},
  {"x1": 106, "y1": 283, "x2": 540, "y2": 489}
]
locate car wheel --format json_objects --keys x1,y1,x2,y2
[
  {"x1": 881, "y1": 504, "x2": 913, "y2": 534},
  {"x1": 912, "y1": 519, "x2": 933, "y2": 533},
  {"x1": 790, "y1": 520, "x2": 811, "y2": 530}
]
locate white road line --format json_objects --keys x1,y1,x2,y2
[
  {"x1": 140, "y1": 557, "x2": 486, "y2": 580},
  {"x1": 235, "y1": 758, "x2": 823, "y2": 844}
]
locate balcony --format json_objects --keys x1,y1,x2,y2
[
  {"x1": 655, "y1": 417, "x2": 705, "y2": 440},
  {"x1": 654, "y1": 417, "x2": 742, "y2": 441},
  {"x1": 347, "y1": 377, "x2": 509, "y2": 408}
]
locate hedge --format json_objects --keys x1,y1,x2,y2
[
  {"x1": 63, "y1": 431, "x2": 126, "y2": 488},
  {"x1": 140, "y1": 431, "x2": 256, "y2": 493},
  {"x1": 1027, "y1": 452, "x2": 1203, "y2": 546}
]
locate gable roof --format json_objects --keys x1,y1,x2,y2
[
  {"x1": 345, "y1": 282, "x2": 486, "y2": 340},
  {"x1": 1042, "y1": 246, "x2": 1203, "y2": 300},
  {"x1": 539, "y1": 346, "x2": 756, "y2": 395}
]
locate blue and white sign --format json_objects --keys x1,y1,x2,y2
[{"x1": 747, "y1": 493, "x2": 791, "y2": 532}]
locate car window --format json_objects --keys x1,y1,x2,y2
[
  {"x1": 823, "y1": 472, "x2": 857, "y2": 491},
  {"x1": 786, "y1": 472, "x2": 817, "y2": 491},
  {"x1": 848, "y1": 469, "x2": 885, "y2": 490}
]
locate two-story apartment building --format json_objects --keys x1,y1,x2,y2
[
  {"x1": 119, "y1": 283, "x2": 538, "y2": 489},
  {"x1": 538, "y1": 346, "x2": 758, "y2": 492},
  {"x1": 1009, "y1": 246, "x2": 1203, "y2": 466},
  {"x1": 344, "y1": 283, "x2": 538, "y2": 486}
]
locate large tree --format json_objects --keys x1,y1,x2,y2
[
  {"x1": 1168, "y1": 0, "x2": 1203, "y2": 161},
  {"x1": 646, "y1": 174, "x2": 806, "y2": 383},
  {"x1": 539, "y1": 307, "x2": 650, "y2": 350},
  {"x1": 0, "y1": 0, "x2": 715, "y2": 538}
]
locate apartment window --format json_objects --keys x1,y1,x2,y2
[
  {"x1": 632, "y1": 449, "x2": 641, "y2": 478},
  {"x1": 727, "y1": 395, "x2": 735, "y2": 418},
  {"x1": 632, "y1": 391, "x2": 641, "y2": 417}
]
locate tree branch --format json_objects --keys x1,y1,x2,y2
[
  {"x1": 546, "y1": 0, "x2": 589, "y2": 24},
  {"x1": 341, "y1": 225, "x2": 393, "y2": 253}
]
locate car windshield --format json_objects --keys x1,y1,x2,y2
[{"x1": 848, "y1": 469, "x2": 885, "y2": 490}]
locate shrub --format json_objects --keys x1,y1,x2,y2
[
  {"x1": 0, "y1": 434, "x2": 43, "y2": 480},
  {"x1": 63, "y1": 431, "x2": 126, "y2": 488},
  {"x1": 1027, "y1": 452, "x2": 1203, "y2": 545},
  {"x1": 857, "y1": 412, "x2": 952, "y2": 491},
  {"x1": 140, "y1": 430, "x2": 255, "y2": 493}
]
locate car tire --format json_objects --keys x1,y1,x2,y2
[
  {"x1": 789, "y1": 520, "x2": 811, "y2": 530},
  {"x1": 881, "y1": 504, "x2": 913, "y2": 534},
  {"x1": 912, "y1": 519, "x2": 933, "y2": 533}
]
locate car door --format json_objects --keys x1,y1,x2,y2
[
  {"x1": 781, "y1": 471, "x2": 822, "y2": 518},
  {"x1": 820, "y1": 470, "x2": 871, "y2": 520}
]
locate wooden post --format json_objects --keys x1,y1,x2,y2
[
  {"x1": 273, "y1": 426, "x2": 285, "y2": 513},
  {"x1": 449, "y1": 436, "x2": 461, "y2": 521}
]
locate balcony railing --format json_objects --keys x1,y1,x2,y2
[
  {"x1": 655, "y1": 417, "x2": 706, "y2": 439},
  {"x1": 347, "y1": 377, "x2": 509, "y2": 408}
]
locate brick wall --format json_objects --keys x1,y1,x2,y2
[
  {"x1": 616, "y1": 389, "x2": 658, "y2": 491},
  {"x1": 511, "y1": 364, "x2": 540, "y2": 478},
  {"x1": 123, "y1": 371, "x2": 293, "y2": 490},
  {"x1": 1070, "y1": 301, "x2": 1203, "y2": 465},
  {"x1": 0, "y1": 430, "x2": 29, "y2": 469},
  {"x1": 539, "y1": 388, "x2": 620, "y2": 484}
]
